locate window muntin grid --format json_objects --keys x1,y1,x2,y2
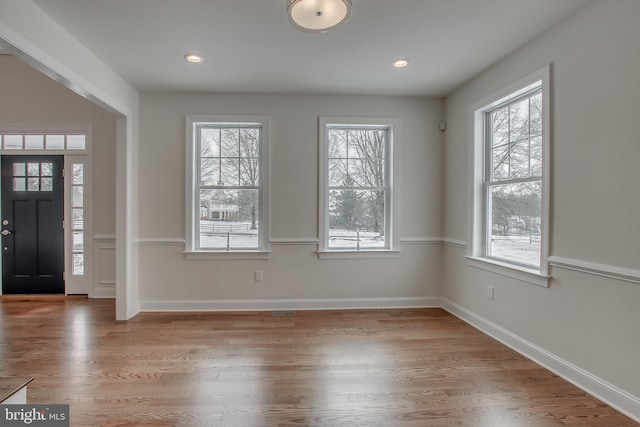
[
  {"x1": 325, "y1": 125, "x2": 391, "y2": 250},
  {"x1": 195, "y1": 124, "x2": 263, "y2": 251},
  {"x1": 484, "y1": 86, "x2": 543, "y2": 268}
]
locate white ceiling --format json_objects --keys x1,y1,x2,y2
[{"x1": 30, "y1": 0, "x2": 592, "y2": 97}]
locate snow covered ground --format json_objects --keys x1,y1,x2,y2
[
  {"x1": 328, "y1": 229, "x2": 384, "y2": 249},
  {"x1": 490, "y1": 235, "x2": 540, "y2": 266},
  {"x1": 199, "y1": 220, "x2": 258, "y2": 249},
  {"x1": 197, "y1": 221, "x2": 539, "y2": 263}
]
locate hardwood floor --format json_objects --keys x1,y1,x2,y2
[{"x1": 0, "y1": 298, "x2": 636, "y2": 426}]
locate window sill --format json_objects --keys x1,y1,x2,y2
[
  {"x1": 183, "y1": 250, "x2": 271, "y2": 260},
  {"x1": 317, "y1": 250, "x2": 401, "y2": 260},
  {"x1": 466, "y1": 256, "x2": 550, "y2": 287}
]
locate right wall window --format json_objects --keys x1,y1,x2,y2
[{"x1": 471, "y1": 66, "x2": 550, "y2": 285}]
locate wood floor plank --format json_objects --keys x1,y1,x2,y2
[{"x1": 0, "y1": 298, "x2": 636, "y2": 426}]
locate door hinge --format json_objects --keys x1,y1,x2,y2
[
  {"x1": 62, "y1": 220, "x2": 65, "y2": 230},
  {"x1": 62, "y1": 168, "x2": 65, "y2": 178},
  {"x1": 63, "y1": 271, "x2": 66, "y2": 281}
]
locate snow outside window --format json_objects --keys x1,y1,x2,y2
[
  {"x1": 186, "y1": 116, "x2": 269, "y2": 254},
  {"x1": 470, "y1": 65, "x2": 550, "y2": 283},
  {"x1": 319, "y1": 118, "x2": 395, "y2": 254},
  {"x1": 484, "y1": 87, "x2": 543, "y2": 268}
]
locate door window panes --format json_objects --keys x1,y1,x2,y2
[
  {"x1": 13, "y1": 178, "x2": 26, "y2": 192},
  {"x1": 12, "y1": 162, "x2": 54, "y2": 193},
  {"x1": 27, "y1": 177, "x2": 40, "y2": 192}
]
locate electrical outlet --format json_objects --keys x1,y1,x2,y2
[
  {"x1": 487, "y1": 285, "x2": 495, "y2": 300},
  {"x1": 255, "y1": 270, "x2": 263, "y2": 282}
]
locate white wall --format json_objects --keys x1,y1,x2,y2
[
  {"x1": 138, "y1": 93, "x2": 444, "y2": 308},
  {"x1": 0, "y1": 55, "x2": 117, "y2": 296},
  {"x1": 443, "y1": 0, "x2": 640, "y2": 419},
  {"x1": 0, "y1": 56, "x2": 116, "y2": 235}
]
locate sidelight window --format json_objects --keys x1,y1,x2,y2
[{"x1": 71, "y1": 164, "x2": 85, "y2": 275}]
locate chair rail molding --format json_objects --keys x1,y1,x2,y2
[{"x1": 549, "y1": 256, "x2": 640, "y2": 285}]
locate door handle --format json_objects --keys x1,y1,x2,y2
[{"x1": 1, "y1": 229, "x2": 12, "y2": 236}]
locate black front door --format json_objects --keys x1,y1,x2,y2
[{"x1": 1, "y1": 155, "x2": 65, "y2": 294}]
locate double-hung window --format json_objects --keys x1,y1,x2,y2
[
  {"x1": 319, "y1": 117, "x2": 396, "y2": 256},
  {"x1": 186, "y1": 116, "x2": 269, "y2": 257},
  {"x1": 470, "y1": 66, "x2": 550, "y2": 285}
]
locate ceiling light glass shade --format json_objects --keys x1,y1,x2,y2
[
  {"x1": 184, "y1": 53, "x2": 204, "y2": 63},
  {"x1": 393, "y1": 59, "x2": 409, "y2": 68},
  {"x1": 287, "y1": 0, "x2": 352, "y2": 33}
]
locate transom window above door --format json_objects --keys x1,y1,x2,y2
[{"x1": 0, "y1": 134, "x2": 86, "y2": 151}]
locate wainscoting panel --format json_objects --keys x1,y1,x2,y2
[{"x1": 92, "y1": 235, "x2": 116, "y2": 298}]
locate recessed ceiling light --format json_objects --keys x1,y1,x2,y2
[
  {"x1": 393, "y1": 59, "x2": 409, "y2": 68},
  {"x1": 184, "y1": 53, "x2": 204, "y2": 64}
]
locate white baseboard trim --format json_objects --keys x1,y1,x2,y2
[
  {"x1": 139, "y1": 296, "x2": 442, "y2": 312},
  {"x1": 441, "y1": 298, "x2": 640, "y2": 423},
  {"x1": 91, "y1": 282, "x2": 115, "y2": 298}
]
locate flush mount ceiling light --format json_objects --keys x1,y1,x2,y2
[
  {"x1": 184, "y1": 53, "x2": 204, "y2": 63},
  {"x1": 393, "y1": 59, "x2": 409, "y2": 68},
  {"x1": 287, "y1": 0, "x2": 352, "y2": 33}
]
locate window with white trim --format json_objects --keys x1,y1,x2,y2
[
  {"x1": 471, "y1": 66, "x2": 550, "y2": 280},
  {"x1": 320, "y1": 118, "x2": 395, "y2": 253},
  {"x1": 186, "y1": 116, "x2": 269, "y2": 254}
]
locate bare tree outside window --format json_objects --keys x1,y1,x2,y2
[
  {"x1": 197, "y1": 125, "x2": 261, "y2": 250},
  {"x1": 486, "y1": 89, "x2": 543, "y2": 267},
  {"x1": 327, "y1": 126, "x2": 389, "y2": 249}
]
